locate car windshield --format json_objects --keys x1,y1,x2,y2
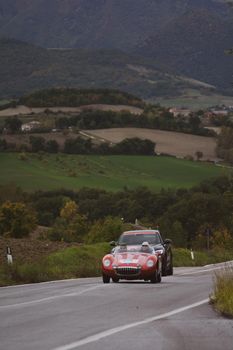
[
  {"x1": 115, "y1": 246, "x2": 154, "y2": 254},
  {"x1": 118, "y1": 233, "x2": 161, "y2": 245}
]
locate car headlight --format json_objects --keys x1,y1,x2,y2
[
  {"x1": 103, "y1": 259, "x2": 111, "y2": 267},
  {"x1": 147, "y1": 259, "x2": 155, "y2": 268}
]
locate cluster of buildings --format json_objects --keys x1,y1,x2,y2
[{"x1": 21, "y1": 121, "x2": 41, "y2": 132}]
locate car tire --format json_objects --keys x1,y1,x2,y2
[
  {"x1": 162, "y1": 264, "x2": 167, "y2": 276},
  {"x1": 150, "y1": 270, "x2": 161, "y2": 284},
  {"x1": 102, "y1": 273, "x2": 110, "y2": 283},
  {"x1": 112, "y1": 277, "x2": 119, "y2": 283},
  {"x1": 167, "y1": 264, "x2": 173, "y2": 276},
  {"x1": 157, "y1": 271, "x2": 162, "y2": 283}
]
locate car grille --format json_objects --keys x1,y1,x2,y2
[{"x1": 115, "y1": 267, "x2": 140, "y2": 276}]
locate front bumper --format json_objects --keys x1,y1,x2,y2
[{"x1": 102, "y1": 265, "x2": 158, "y2": 280}]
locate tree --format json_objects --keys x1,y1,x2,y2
[
  {"x1": 29, "y1": 136, "x2": 45, "y2": 152},
  {"x1": 158, "y1": 192, "x2": 227, "y2": 245},
  {"x1": 0, "y1": 139, "x2": 7, "y2": 151},
  {"x1": 45, "y1": 140, "x2": 59, "y2": 153},
  {"x1": 210, "y1": 227, "x2": 233, "y2": 251},
  {"x1": 85, "y1": 216, "x2": 128, "y2": 243},
  {"x1": 113, "y1": 137, "x2": 155, "y2": 155},
  {"x1": 189, "y1": 115, "x2": 201, "y2": 132},
  {"x1": 4, "y1": 117, "x2": 22, "y2": 134},
  {"x1": 48, "y1": 200, "x2": 88, "y2": 242},
  {"x1": 60, "y1": 200, "x2": 79, "y2": 221},
  {"x1": 0, "y1": 201, "x2": 37, "y2": 238},
  {"x1": 170, "y1": 221, "x2": 187, "y2": 247},
  {"x1": 64, "y1": 137, "x2": 92, "y2": 154}
]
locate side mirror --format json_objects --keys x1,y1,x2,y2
[
  {"x1": 164, "y1": 238, "x2": 172, "y2": 245},
  {"x1": 110, "y1": 241, "x2": 117, "y2": 247}
]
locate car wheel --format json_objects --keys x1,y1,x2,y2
[
  {"x1": 112, "y1": 277, "x2": 119, "y2": 283},
  {"x1": 156, "y1": 271, "x2": 162, "y2": 283},
  {"x1": 167, "y1": 264, "x2": 173, "y2": 276},
  {"x1": 102, "y1": 273, "x2": 110, "y2": 283},
  {"x1": 150, "y1": 270, "x2": 161, "y2": 284},
  {"x1": 162, "y1": 264, "x2": 167, "y2": 276}
]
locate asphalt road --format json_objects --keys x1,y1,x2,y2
[{"x1": 0, "y1": 262, "x2": 232, "y2": 350}]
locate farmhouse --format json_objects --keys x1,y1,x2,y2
[
  {"x1": 21, "y1": 121, "x2": 41, "y2": 132},
  {"x1": 169, "y1": 108, "x2": 191, "y2": 118},
  {"x1": 211, "y1": 110, "x2": 228, "y2": 116}
]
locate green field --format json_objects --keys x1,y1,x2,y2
[
  {"x1": 0, "y1": 153, "x2": 229, "y2": 192},
  {"x1": 154, "y1": 90, "x2": 233, "y2": 110}
]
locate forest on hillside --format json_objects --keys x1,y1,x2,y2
[{"x1": 1, "y1": 175, "x2": 233, "y2": 250}]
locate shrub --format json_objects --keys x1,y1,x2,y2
[
  {"x1": 85, "y1": 216, "x2": 130, "y2": 243},
  {"x1": 212, "y1": 266, "x2": 233, "y2": 316},
  {"x1": 48, "y1": 201, "x2": 88, "y2": 242},
  {"x1": 18, "y1": 152, "x2": 28, "y2": 161},
  {"x1": 0, "y1": 201, "x2": 37, "y2": 238},
  {"x1": 0, "y1": 243, "x2": 110, "y2": 285}
]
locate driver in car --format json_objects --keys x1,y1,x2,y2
[{"x1": 140, "y1": 241, "x2": 153, "y2": 253}]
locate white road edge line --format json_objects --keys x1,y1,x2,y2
[
  {"x1": 52, "y1": 298, "x2": 209, "y2": 350},
  {"x1": 0, "y1": 285, "x2": 101, "y2": 310},
  {"x1": 0, "y1": 277, "x2": 99, "y2": 290},
  {"x1": 179, "y1": 264, "x2": 233, "y2": 276}
]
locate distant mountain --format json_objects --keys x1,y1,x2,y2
[
  {"x1": 0, "y1": 37, "x2": 218, "y2": 100},
  {"x1": 135, "y1": 7, "x2": 233, "y2": 91},
  {"x1": 0, "y1": 0, "x2": 230, "y2": 50},
  {"x1": 0, "y1": 0, "x2": 232, "y2": 94}
]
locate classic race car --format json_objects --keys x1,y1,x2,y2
[
  {"x1": 102, "y1": 242, "x2": 162, "y2": 283},
  {"x1": 117, "y1": 230, "x2": 173, "y2": 276}
]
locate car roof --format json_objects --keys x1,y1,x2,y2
[{"x1": 122, "y1": 230, "x2": 160, "y2": 235}]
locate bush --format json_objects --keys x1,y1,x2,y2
[
  {"x1": 47, "y1": 201, "x2": 89, "y2": 242},
  {"x1": 29, "y1": 136, "x2": 46, "y2": 152},
  {"x1": 0, "y1": 201, "x2": 37, "y2": 238},
  {"x1": 0, "y1": 243, "x2": 110, "y2": 285},
  {"x1": 212, "y1": 266, "x2": 233, "y2": 316},
  {"x1": 173, "y1": 248, "x2": 233, "y2": 267},
  {"x1": 0, "y1": 138, "x2": 7, "y2": 151},
  {"x1": 18, "y1": 152, "x2": 28, "y2": 161},
  {"x1": 85, "y1": 217, "x2": 130, "y2": 243}
]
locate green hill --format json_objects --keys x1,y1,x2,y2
[
  {"x1": 0, "y1": 37, "x2": 225, "y2": 105},
  {"x1": 0, "y1": 153, "x2": 228, "y2": 192}
]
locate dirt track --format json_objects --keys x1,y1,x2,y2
[{"x1": 85, "y1": 128, "x2": 218, "y2": 161}]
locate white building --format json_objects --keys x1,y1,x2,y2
[{"x1": 21, "y1": 121, "x2": 41, "y2": 132}]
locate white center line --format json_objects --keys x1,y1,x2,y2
[{"x1": 52, "y1": 298, "x2": 209, "y2": 350}]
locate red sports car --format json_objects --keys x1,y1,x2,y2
[{"x1": 102, "y1": 242, "x2": 162, "y2": 283}]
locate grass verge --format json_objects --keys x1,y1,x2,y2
[
  {"x1": 0, "y1": 243, "x2": 109, "y2": 286},
  {"x1": 211, "y1": 266, "x2": 233, "y2": 318},
  {"x1": 173, "y1": 248, "x2": 233, "y2": 267},
  {"x1": 0, "y1": 246, "x2": 232, "y2": 287}
]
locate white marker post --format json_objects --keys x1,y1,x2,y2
[
  {"x1": 6, "y1": 247, "x2": 13, "y2": 265},
  {"x1": 190, "y1": 249, "x2": 195, "y2": 261}
]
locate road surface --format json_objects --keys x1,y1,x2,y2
[{"x1": 0, "y1": 263, "x2": 232, "y2": 350}]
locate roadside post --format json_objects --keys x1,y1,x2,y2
[
  {"x1": 6, "y1": 247, "x2": 13, "y2": 264},
  {"x1": 190, "y1": 249, "x2": 195, "y2": 261}
]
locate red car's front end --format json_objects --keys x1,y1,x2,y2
[{"x1": 102, "y1": 247, "x2": 162, "y2": 283}]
